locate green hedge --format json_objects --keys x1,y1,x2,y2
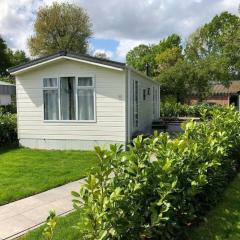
[
  {"x1": 72, "y1": 107, "x2": 240, "y2": 239},
  {"x1": 160, "y1": 102, "x2": 224, "y2": 118},
  {"x1": 0, "y1": 111, "x2": 17, "y2": 147}
]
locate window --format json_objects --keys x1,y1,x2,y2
[
  {"x1": 143, "y1": 89, "x2": 146, "y2": 100},
  {"x1": 43, "y1": 78, "x2": 59, "y2": 120},
  {"x1": 147, "y1": 88, "x2": 151, "y2": 95},
  {"x1": 43, "y1": 76, "x2": 95, "y2": 121},
  {"x1": 77, "y1": 77, "x2": 95, "y2": 120},
  {"x1": 133, "y1": 80, "x2": 139, "y2": 128}
]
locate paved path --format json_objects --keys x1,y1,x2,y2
[{"x1": 0, "y1": 179, "x2": 85, "y2": 240}]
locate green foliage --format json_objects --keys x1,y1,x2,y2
[
  {"x1": 43, "y1": 211, "x2": 58, "y2": 240},
  {"x1": 126, "y1": 44, "x2": 153, "y2": 75},
  {"x1": 160, "y1": 102, "x2": 224, "y2": 118},
  {"x1": 73, "y1": 107, "x2": 240, "y2": 239},
  {"x1": 185, "y1": 11, "x2": 240, "y2": 87},
  {"x1": 0, "y1": 111, "x2": 17, "y2": 147},
  {"x1": 126, "y1": 11, "x2": 240, "y2": 102},
  {"x1": 0, "y1": 36, "x2": 10, "y2": 76},
  {"x1": 28, "y1": 2, "x2": 92, "y2": 56},
  {"x1": 155, "y1": 47, "x2": 182, "y2": 73},
  {"x1": 0, "y1": 35, "x2": 28, "y2": 77},
  {"x1": 94, "y1": 52, "x2": 109, "y2": 60},
  {"x1": 6, "y1": 49, "x2": 29, "y2": 67},
  {"x1": 126, "y1": 34, "x2": 182, "y2": 77},
  {"x1": 20, "y1": 211, "x2": 81, "y2": 240}
]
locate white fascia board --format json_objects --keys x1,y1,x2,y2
[
  {"x1": 126, "y1": 66, "x2": 160, "y2": 85},
  {"x1": 63, "y1": 56, "x2": 124, "y2": 71},
  {"x1": 10, "y1": 56, "x2": 124, "y2": 75}
]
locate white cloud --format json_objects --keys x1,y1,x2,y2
[
  {"x1": 0, "y1": 0, "x2": 239, "y2": 60},
  {"x1": 116, "y1": 39, "x2": 151, "y2": 59}
]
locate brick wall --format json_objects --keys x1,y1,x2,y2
[{"x1": 187, "y1": 95, "x2": 229, "y2": 106}]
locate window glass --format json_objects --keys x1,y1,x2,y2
[
  {"x1": 133, "y1": 80, "x2": 139, "y2": 128},
  {"x1": 43, "y1": 78, "x2": 57, "y2": 88},
  {"x1": 78, "y1": 77, "x2": 93, "y2": 86},
  {"x1": 43, "y1": 90, "x2": 59, "y2": 120},
  {"x1": 143, "y1": 89, "x2": 146, "y2": 100},
  {"x1": 60, "y1": 77, "x2": 76, "y2": 120},
  {"x1": 77, "y1": 89, "x2": 94, "y2": 120},
  {"x1": 43, "y1": 76, "x2": 95, "y2": 121},
  {"x1": 148, "y1": 88, "x2": 151, "y2": 95}
]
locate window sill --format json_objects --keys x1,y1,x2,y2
[{"x1": 43, "y1": 120, "x2": 97, "y2": 123}]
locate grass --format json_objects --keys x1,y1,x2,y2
[
  {"x1": 19, "y1": 211, "x2": 82, "y2": 240},
  {"x1": 0, "y1": 147, "x2": 97, "y2": 205},
  {"x1": 187, "y1": 173, "x2": 240, "y2": 240}
]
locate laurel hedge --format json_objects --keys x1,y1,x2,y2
[{"x1": 71, "y1": 106, "x2": 240, "y2": 239}]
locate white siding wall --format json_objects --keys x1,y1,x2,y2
[
  {"x1": 129, "y1": 70, "x2": 160, "y2": 137},
  {"x1": 16, "y1": 59, "x2": 126, "y2": 150}
]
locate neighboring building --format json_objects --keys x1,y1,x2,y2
[
  {"x1": 8, "y1": 51, "x2": 160, "y2": 150},
  {"x1": 0, "y1": 80, "x2": 15, "y2": 106},
  {"x1": 188, "y1": 81, "x2": 240, "y2": 108}
]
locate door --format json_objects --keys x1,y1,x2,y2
[
  {"x1": 153, "y1": 86, "x2": 158, "y2": 119},
  {"x1": 133, "y1": 80, "x2": 139, "y2": 130}
]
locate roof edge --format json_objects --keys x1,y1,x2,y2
[{"x1": 7, "y1": 51, "x2": 126, "y2": 74}]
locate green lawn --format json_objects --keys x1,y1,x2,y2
[
  {"x1": 0, "y1": 147, "x2": 97, "y2": 205},
  {"x1": 20, "y1": 173, "x2": 240, "y2": 240},
  {"x1": 187, "y1": 173, "x2": 240, "y2": 240},
  {"x1": 20, "y1": 211, "x2": 82, "y2": 240}
]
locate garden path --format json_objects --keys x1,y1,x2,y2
[{"x1": 0, "y1": 179, "x2": 84, "y2": 240}]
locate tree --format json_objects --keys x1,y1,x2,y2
[
  {"x1": 126, "y1": 34, "x2": 182, "y2": 77},
  {"x1": 126, "y1": 44, "x2": 153, "y2": 75},
  {"x1": 127, "y1": 11, "x2": 240, "y2": 102},
  {"x1": 185, "y1": 11, "x2": 240, "y2": 83},
  {"x1": 94, "y1": 52, "x2": 109, "y2": 59},
  {"x1": 0, "y1": 36, "x2": 10, "y2": 76},
  {"x1": 28, "y1": 2, "x2": 92, "y2": 56},
  {"x1": 155, "y1": 47, "x2": 182, "y2": 74},
  {"x1": 7, "y1": 49, "x2": 29, "y2": 66}
]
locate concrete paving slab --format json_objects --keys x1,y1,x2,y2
[{"x1": 0, "y1": 179, "x2": 85, "y2": 240}]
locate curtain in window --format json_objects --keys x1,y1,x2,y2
[
  {"x1": 44, "y1": 90, "x2": 59, "y2": 120},
  {"x1": 60, "y1": 77, "x2": 76, "y2": 120},
  {"x1": 77, "y1": 89, "x2": 94, "y2": 120},
  {"x1": 43, "y1": 78, "x2": 57, "y2": 88},
  {"x1": 78, "y1": 77, "x2": 93, "y2": 86}
]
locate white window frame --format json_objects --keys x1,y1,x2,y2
[
  {"x1": 43, "y1": 75, "x2": 96, "y2": 123},
  {"x1": 42, "y1": 77, "x2": 59, "y2": 121},
  {"x1": 76, "y1": 76, "x2": 96, "y2": 122},
  {"x1": 133, "y1": 79, "x2": 139, "y2": 129}
]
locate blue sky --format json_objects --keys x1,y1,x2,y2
[
  {"x1": 0, "y1": 0, "x2": 239, "y2": 62},
  {"x1": 89, "y1": 38, "x2": 120, "y2": 60}
]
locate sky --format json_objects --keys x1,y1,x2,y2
[{"x1": 0, "y1": 0, "x2": 239, "y2": 62}]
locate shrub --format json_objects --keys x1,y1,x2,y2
[
  {"x1": 0, "y1": 110, "x2": 17, "y2": 147},
  {"x1": 160, "y1": 102, "x2": 224, "y2": 118},
  {"x1": 73, "y1": 107, "x2": 240, "y2": 239},
  {"x1": 0, "y1": 104, "x2": 17, "y2": 114}
]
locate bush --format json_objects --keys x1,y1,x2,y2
[
  {"x1": 0, "y1": 104, "x2": 17, "y2": 114},
  {"x1": 0, "y1": 110, "x2": 17, "y2": 147},
  {"x1": 160, "y1": 102, "x2": 224, "y2": 118},
  {"x1": 72, "y1": 106, "x2": 240, "y2": 240}
]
